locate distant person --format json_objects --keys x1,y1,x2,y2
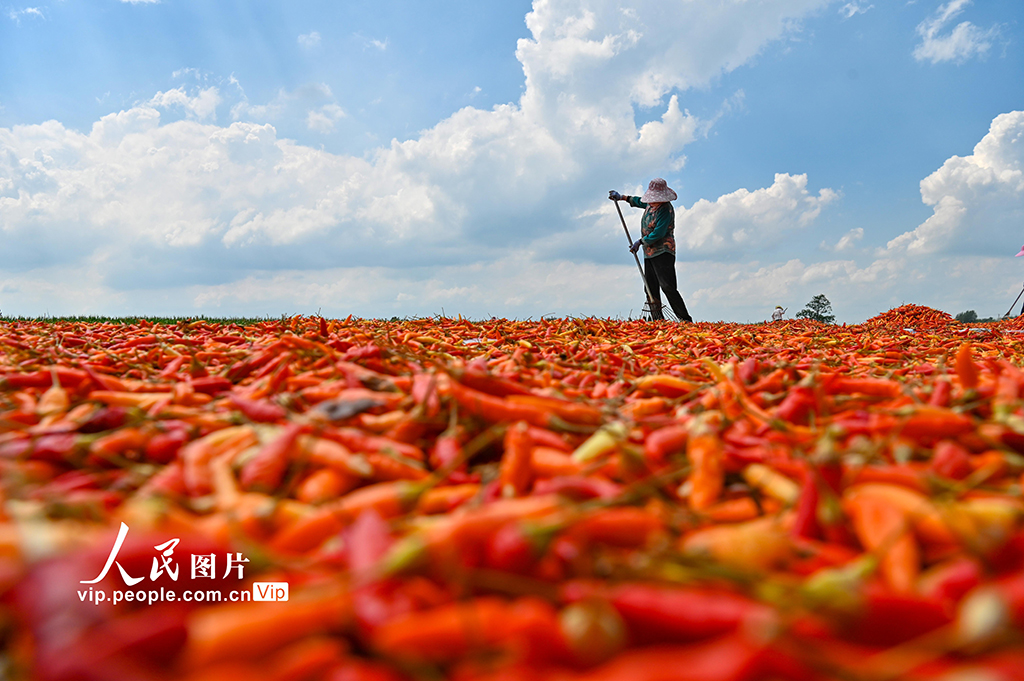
[
  {"x1": 609, "y1": 179, "x2": 693, "y2": 322},
  {"x1": 772, "y1": 306, "x2": 786, "y2": 322}
]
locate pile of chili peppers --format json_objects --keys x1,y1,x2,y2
[{"x1": 1, "y1": 310, "x2": 1024, "y2": 680}]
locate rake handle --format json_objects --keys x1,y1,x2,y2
[{"x1": 613, "y1": 199, "x2": 658, "y2": 308}]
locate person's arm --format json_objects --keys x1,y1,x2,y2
[
  {"x1": 625, "y1": 196, "x2": 647, "y2": 209},
  {"x1": 642, "y1": 203, "x2": 672, "y2": 243}
]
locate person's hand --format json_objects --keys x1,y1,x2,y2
[
  {"x1": 608, "y1": 190, "x2": 622, "y2": 201},
  {"x1": 629, "y1": 239, "x2": 642, "y2": 254}
]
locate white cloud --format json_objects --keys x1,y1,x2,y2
[
  {"x1": 839, "y1": 2, "x2": 873, "y2": 19},
  {"x1": 8, "y1": 7, "x2": 43, "y2": 23},
  {"x1": 306, "y1": 104, "x2": 345, "y2": 133},
  {"x1": 147, "y1": 87, "x2": 222, "y2": 121},
  {"x1": 823, "y1": 227, "x2": 864, "y2": 252},
  {"x1": 0, "y1": 0, "x2": 844, "y2": 319},
  {"x1": 913, "y1": 0, "x2": 1000, "y2": 64},
  {"x1": 675, "y1": 174, "x2": 839, "y2": 257},
  {"x1": 886, "y1": 110, "x2": 1024, "y2": 256},
  {"x1": 354, "y1": 33, "x2": 389, "y2": 51},
  {"x1": 120, "y1": 0, "x2": 160, "y2": 4},
  {"x1": 298, "y1": 31, "x2": 321, "y2": 49}
]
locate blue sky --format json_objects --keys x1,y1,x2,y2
[{"x1": 1, "y1": 0, "x2": 1022, "y2": 322}]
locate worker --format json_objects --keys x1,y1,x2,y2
[
  {"x1": 609, "y1": 178, "x2": 693, "y2": 322},
  {"x1": 772, "y1": 306, "x2": 786, "y2": 322}
]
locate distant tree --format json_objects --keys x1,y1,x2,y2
[
  {"x1": 796, "y1": 294, "x2": 835, "y2": 324},
  {"x1": 956, "y1": 310, "x2": 978, "y2": 323}
]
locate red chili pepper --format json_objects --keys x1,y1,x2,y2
[
  {"x1": 144, "y1": 428, "x2": 190, "y2": 465},
  {"x1": 239, "y1": 422, "x2": 307, "y2": 493},
  {"x1": 644, "y1": 424, "x2": 688, "y2": 464},
  {"x1": 928, "y1": 378, "x2": 952, "y2": 407},
  {"x1": 229, "y1": 394, "x2": 287, "y2": 423},
  {"x1": 930, "y1": 440, "x2": 973, "y2": 480},
  {"x1": 447, "y1": 379, "x2": 558, "y2": 430},
  {"x1": 846, "y1": 584, "x2": 952, "y2": 646},
  {"x1": 191, "y1": 375, "x2": 234, "y2": 395},
  {"x1": 323, "y1": 427, "x2": 424, "y2": 462},
  {"x1": 460, "y1": 359, "x2": 533, "y2": 397},
  {"x1": 578, "y1": 583, "x2": 774, "y2": 644},
  {"x1": 532, "y1": 476, "x2": 622, "y2": 501},
  {"x1": 429, "y1": 430, "x2": 462, "y2": 471},
  {"x1": 30, "y1": 433, "x2": 81, "y2": 463},
  {"x1": 790, "y1": 466, "x2": 822, "y2": 540},
  {"x1": 775, "y1": 386, "x2": 816, "y2": 425}
]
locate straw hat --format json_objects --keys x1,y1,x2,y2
[{"x1": 641, "y1": 178, "x2": 677, "y2": 203}]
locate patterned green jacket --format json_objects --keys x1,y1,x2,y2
[{"x1": 625, "y1": 196, "x2": 676, "y2": 259}]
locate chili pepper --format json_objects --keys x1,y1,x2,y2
[
  {"x1": 532, "y1": 476, "x2": 622, "y2": 501},
  {"x1": 686, "y1": 422, "x2": 724, "y2": 511},
  {"x1": 322, "y1": 427, "x2": 424, "y2": 462},
  {"x1": 239, "y1": 422, "x2": 307, "y2": 493},
  {"x1": 77, "y1": 406, "x2": 128, "y2": 433},
  {"x1": 190, "y1": 376, "x2": 234, "y2": 396},
  {"x1": 644, "y1": 424, "x2": 688, "y2": 465},
  {"x1": 585, "y1": 583, "x2": 775, "y2": 644},
  {"x1": 901, "y1": 406, "x2": 974, "y2": 440},
  {"x1": 955, "y1": 342, "x2": 980, "y2": 391},
  {"x1": 416, "y1": 484, "x2": 480, "y2": 514},
  {"x1": 845, "y1": 494, "x2": 919, "y2": 592},
  {"x1": 499, "y1": 421, "x2": 533, "y2": 497},
  {"x1": 525, "y1": 425, "x2": 571, "y2": 451},
  {"x1": 297, "y1": 468, "x2": 353, "y2": 504},
  {"x1": 532, "y1": 446, "x2": 585, "y2": 478},
  {"x1": 447, "y1": 379, "x2": 558, "y2": 429},
  {"x1": 229, "y1": 394, "x2": 287, "y2": 423},
  {"x1": 681, "y1": 515, "x2": 794, "y2": 572},
  {"x1": 371, "y1": 596, "x2": 561, "y2": 665},
  {"x1": 568, "y1": 507, "x2": 663, "y2": 548},
  {"x1": 144, "y1": 427, "x2": 190, "y2": 465},
  {"x1": 775, "y1": 385, "x2": 816, "y2": 425},
  {"x1": 930, "y1": 439, "x2": 973, "y2": 480},
  {"x1": 430, "y1": 430, "x2": 463, "y2": 471},
  {"x1": 791, "y1": 466, "x2": 822, "y2": 540},
  {"x1": 182, "y1": 584, "x2": 350, "y2": 669},
  {"x1": 459, "y1": 360, "x2": 534, "y2": 397},
  {"x1": 633, "y1": 374, "x2": 698, "y2": 397},
  {"x1": 928, "y1": 378, "x2": 952, "y2": 407},
  {"x1": 570, "y1": 633, "x2": 766, "y2": 681}
]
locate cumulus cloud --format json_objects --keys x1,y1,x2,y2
[
  {"x1": 913, "y1": 0, "x2": 1000, "y2": 64},
  {"x1": 0, "y1": 0, "x2": 842, "y2": 318},
  {"x1": 147, "y1": 87, "x2": 222, "y2": 121},
  {"x1": 298, "y1": 31, "x2": 321, "y2": 49},
  {"x1": 886, "y1": 111, "x2": 1024, "y2": 256},
  {"x1": 675, "y1": 174, "x2": 839, "y2": 257}
]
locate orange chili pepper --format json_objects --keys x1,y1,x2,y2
[{"x1": 499, "y1": 421, "x2": 534, "y2": 497}]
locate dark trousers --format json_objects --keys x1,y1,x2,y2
[{"x1": 643, "y1": 253, "x2": 692, "y2": 322}]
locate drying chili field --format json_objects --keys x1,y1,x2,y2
[{"x1": 3, "y1": 305, "x2": 1024, "y2": 681}]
